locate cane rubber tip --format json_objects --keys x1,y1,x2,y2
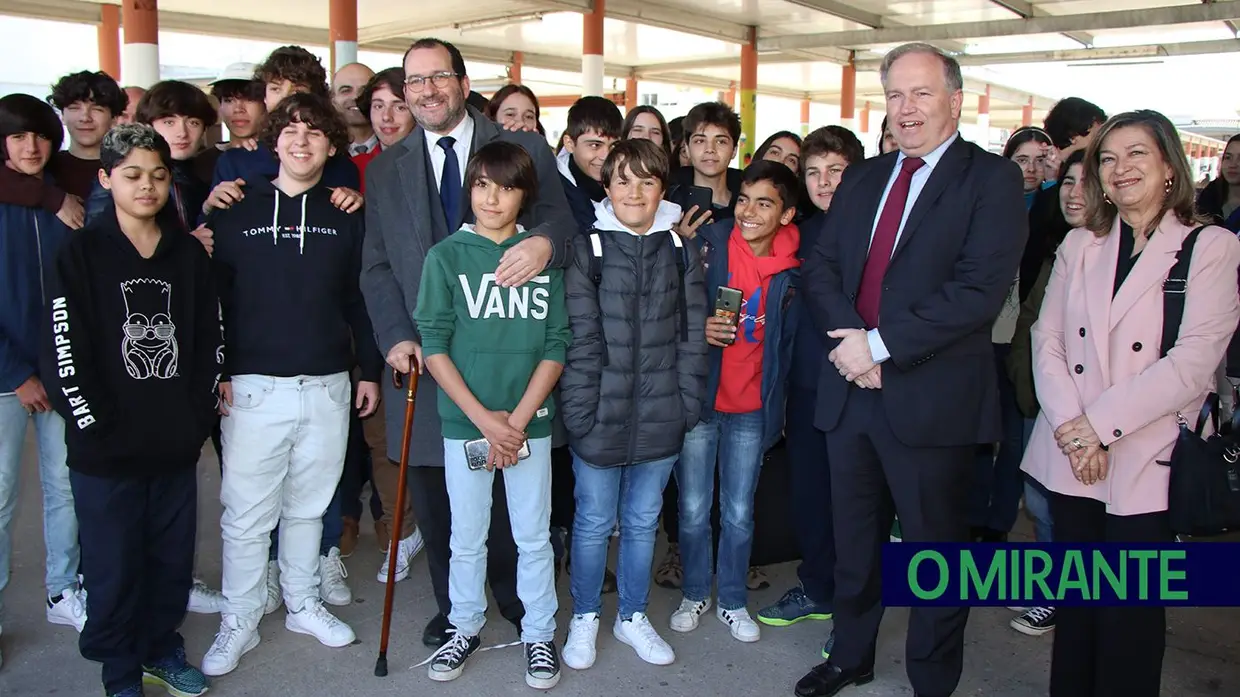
[{"x1": 374, "y1": 656, "x2": 388, "y2": 677}]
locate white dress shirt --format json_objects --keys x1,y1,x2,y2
[
  {"x1": 424, "y1": 115, "x2": 475, "y2": 192},
  {"x1": 868, "y1": 131, "x2": 959, "y2": 363},
  {"x1": 349, "y1": 134, "x2": 379, "y2": 157}
]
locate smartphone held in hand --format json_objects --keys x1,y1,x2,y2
[
  {"x1": 464, "y1": 437, "x2": 531, "y2": 470},
  {"x1": 714, "y1": 286, "x2": 742, "y2": 346}
]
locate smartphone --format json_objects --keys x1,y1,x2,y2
[
  {"x1": 684, "y1": 185, "x2": 714, "y2": 227},
  {"x1": 465, "y1": 437, "x2": 531, "y2": 470},
  {"x1": 714, "y1": 286, "x2": 743, "y2": 346}
]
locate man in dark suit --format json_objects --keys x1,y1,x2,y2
[
  {"x1": 360, "y1": 37, "x2": 576, "y2": 647},
  {"x1": 794, "y1": 43, "x2": 1027, "y2": 697}
]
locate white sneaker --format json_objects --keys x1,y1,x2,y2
[
  {"x1": 285, "y1": 598, "x2": 356, "y2": 648},
  {"x1": 669, "y1": 597, "x2": 711, "y2": 633},
  {"x1": 376, "y1": 527, "x2": 425, "y2": 583},
  {"x1": 614, "y1": 612, "x2": 675, "y2": 665},
  {"x1": 202, "y1": 615, "x2": 259, "y2": 677},
  {"x1": 562, "y1": 612, "x2": 600, "y2": 670},
  {"x1": 264, "y1": 560, "x2": 282, "y2": 614},
  {"x1": 187, "y1": 579, "x2": 226, "y2": 614},
  {"x1": 46, "y1": 586, "x2": 87, "y2": 632},
  {"x1": 319, "y1": 547, "x2": 352, "y2": 606},
  {"x1": 716, "y1": 606, "x2": 760, "y2": 643}
]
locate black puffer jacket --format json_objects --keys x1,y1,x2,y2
[{"x1": 561, "y1": 199, "x2": 709, "y2": 467}]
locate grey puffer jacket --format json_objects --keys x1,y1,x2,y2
[{"x1": 561, "y1": 200, "x2": 709, "y2": 467}]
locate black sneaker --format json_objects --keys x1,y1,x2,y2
[
  {"x1": 1010, "y1": 606, "x2": 1056, "y2": 636},
  {"x1": 427, "y1": 632, "x2": 480, "y2": 682},
  {"x1": 525, "y1": 640, "x2": 561, "y2": 689}
]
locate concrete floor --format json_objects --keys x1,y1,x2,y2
[{"x1": 1, "y1": 439, "x2": 1237, "y2": 697}]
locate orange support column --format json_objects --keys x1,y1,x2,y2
[
  {"x1": 510, "y1": 51, "x2": 523, "y2": 84},
  {"x1": 582, "y1": 0, "x2": 604, "y2": 96},
  {"x1": 977, "y1": 86, "x2": 991, "y2": 146},
  {"x1": 739, "y1": 28, "x2": 757, "y2": 164},
  {"x1": 329, "y1": 0, "x2": 358, "y2": 76},
  {"x1": 800, "y1": 98, "x2": 810, "y2": 137},
  {"x1": 98, "y1": 4, "x2": 121, "y2": 81},
  {"x1": 859, "y1": 102, "x2": 870, "y2": 133},
  {"x1": 1021, "y1": 96, "x2": 1034, "y2": 127},
  {"x1": 839, "y1": 58, "x2": 856, "y2": 131},
  {"x1": 121, "y1": 0, "x2": 159, "y2": 88},
  {"x1": 625, "y1": 76, "x2": 638, "y2": 111},
  {"x1": 724, "y1": 83, "x2": 736, "y2": 108}
]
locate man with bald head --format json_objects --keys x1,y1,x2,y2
[{"x1": 333, "y1": 62, "x2": 377, "y2": 155}]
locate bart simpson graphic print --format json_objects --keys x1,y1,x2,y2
[{"x1": 121, "y1": 278, "x2": 178, "y2": 379}]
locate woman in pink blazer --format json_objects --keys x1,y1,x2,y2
[{"x1": 1023, "y1": 110, "x2": 1240, "y2": 697}]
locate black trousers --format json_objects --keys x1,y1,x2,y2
[
  {"x1": 785, "y1": 387, "x2": 837, "y2": 604},
  {"x1": 1049, "y1": 492, "x2": 1173, "y2": 697},
  {"x1": 825, "y1": 388, "x2": 973, "y2": 697},
  {"x1": 71, "y1": 467, "x2": 197, "y2": 694},
  {"x1": 340, "y1": 408, "x2": 383, "y2": 522},
  {"x1": 406, "y1": 466, "x2": 522, "y2": 622}
]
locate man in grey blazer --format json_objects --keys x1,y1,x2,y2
[{"x1": 360, "y1": 37, "x2": 576, "y2": 647}]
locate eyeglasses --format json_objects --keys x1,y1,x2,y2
[
  {"x1": 123, "y1": 323, "x2": 175, "y2": 340},
  {"x1": 404, "y1": 72, "x2": 459, "y2": 92}
]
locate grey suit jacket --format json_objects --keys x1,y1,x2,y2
[{"x1": 361, "y1": 106, "x2": 575, "y2": 465}]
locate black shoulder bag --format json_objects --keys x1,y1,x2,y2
[{"x1": 1159, "y1": 226, "x2": 1240, "y2": 536}]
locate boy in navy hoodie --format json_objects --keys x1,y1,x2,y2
[
  {"x1": 41, "y1": 123, "x2": 219, "y2": 697},
  {"x1": 670, "y1": 160, "x2": 801, "y2": 645},
  {"x1": 557, "y1": 96, "x2": 622, "y2": 233},
  {"x1": 0, "y1": 94, "x2": 84, "y2": 669},
  {"x1": 201, "y1": 93, "x2": 382, "y2": 678}
]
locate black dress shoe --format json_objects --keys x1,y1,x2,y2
[
  {"x1": 422, "y1": 613, "x2": 454, "y2": 648},
  {"x1": 794, "y1": 661, "x2": 875, "y2": 697}
]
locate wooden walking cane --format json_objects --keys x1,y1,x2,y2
[{"x1": 375, "y1": 365, "x2": 418, "y2": 677}]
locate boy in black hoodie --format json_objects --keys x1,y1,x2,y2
[
  {"x1": 557, "y1": 96, "x2": 622, "y2": 233},
  {"x1": 201, "y1": 93, "x2": 382, "y2": 678},
  {"x1": 41, "y1": 123, "x2": 220, "y2": 697}
]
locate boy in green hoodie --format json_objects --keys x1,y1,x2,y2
[{"x1": 414, "y1": 140, "x2": 570, "y2": 690}]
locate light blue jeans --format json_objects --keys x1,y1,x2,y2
[
  {"x1": 0, "y1": 393, "x2": 80, "y2": 618},
  {"x1": 676, "y1": 409, "x2": 765, "y2": 611},
  {"x1": 1022, "y1": 418, "x2": 1053, "y2": 543},
  {"x1": 569, "y1": 451, "x2": 677, "y2": 618},
  {"x1": 444, "y1": 436, "x2": 556, "y2": 643}
]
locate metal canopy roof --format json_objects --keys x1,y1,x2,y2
[{"x1": 4, "y1": 0, "x2": 1240, "y2": 126}]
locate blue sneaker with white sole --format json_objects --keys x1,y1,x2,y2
[{"x1": 142, "y1": 647, "x2": 209, "y2": 697}]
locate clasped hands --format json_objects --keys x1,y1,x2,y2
[
  {"x1": 476, "y1": 409, "x2": 530, "y2": 471},
  {"x1": 827, "y1": 328, "x2": 881, "y2": 389},
  {"x1": 1054, "y1": 415, "x2": 1108, "y2": 486}
]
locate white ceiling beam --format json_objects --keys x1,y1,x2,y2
[
  {"x1": 781, "y1": 0, "x2": 882, "y2": 28},
  {"x1": 638, "y1": 71, "x2": 808, "y2": 100},
  {"x1": 0, "y1": 0, "x2": 102, "y2": 23},
  {"x1": 759, "y1": 1, "x2": 1240, "y2": 50},
  {"x1": 986, "y1": 0, "x2": 1094, "y2": 47},
  {"x1": 854, "y1": 39, "x2": 1240, "y2": 70},
  {"x1": 541, "y1": 0, "x2": 753, "y2": 43},
  {"x1": 358, "y1": 11, "x2": 548, "y2": 43}
]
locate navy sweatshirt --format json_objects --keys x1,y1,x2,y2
[
  {"x1": 40, "y1": 213, "x2": 221, "y2": 476},
  {"x1": 208, "y1": 177, "x2": 381, "y2": 383}
]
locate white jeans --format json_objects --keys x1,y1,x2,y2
[
  {"x1": 444, "y1": 436, "x2": 556, "y2": 643},
  {"x1": 219, "y1": 373, "x2": 350, "y2": 625}
]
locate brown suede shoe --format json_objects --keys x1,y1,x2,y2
[
  {"x1": 374, "y1": 520, "x2": 392, "y2": 553},
  {"x1": 340, "y1": 516, "x2": 360, "y2": 558}
]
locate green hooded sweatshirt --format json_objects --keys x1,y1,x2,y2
[{"x1": 414, "y1": 225, "x2": 570, "y2": 440}]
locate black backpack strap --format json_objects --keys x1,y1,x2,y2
[
  {"x1": 1160, "y1": 226, "x2": 1206, "y2": 358},
  {"x1": 668, "y1": 230, "x2": 689, "y2": 342}
]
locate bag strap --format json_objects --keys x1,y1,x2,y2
[
  {"x1": 587, "y1": 231, "x2": 609, "y2": 367},
  {"x1": 1160, "y1": 226, "x2": 1206, "y2": 358}
]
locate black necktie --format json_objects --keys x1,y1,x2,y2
[{"x1": 438, "y1": 136, "x2": 461, "y2": 226}]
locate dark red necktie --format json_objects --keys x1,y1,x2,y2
[{"x1": 855, "y1": 156, "x2": 924, "y2": 328}]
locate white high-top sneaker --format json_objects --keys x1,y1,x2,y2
[
  {"x1": 286, "y1": 598, "x2": 356, "y2": 647},
  {"x1": 376, "y1": 527, "x2": 425, "y2": 583},
  {"x1": 201, "y1": 615, "x2": 259, "y2": 677},
  {"x1": 319, "y1": 547, "x2": 352, "y2": 606},
  {"x1": 614, "y1": 612, "x2": 675, "y2": 665},
  {"x1": 561, "y1": 612, "x2": 600, "y2": 670}
]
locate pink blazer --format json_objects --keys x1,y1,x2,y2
[{"x1": 1022, "y1": 212, "x2": 1240, "y2": 516}]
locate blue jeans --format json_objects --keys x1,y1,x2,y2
[
  {"x1": 0, "y1": 393, "x2": 80, "y2": 617},
  {"x1": 1021, "y1": 418, "x2": 1053, "y2": 543},
  {"x1": 969, "y1": 343, "x2": 1029, "y2": 533},
  {"x1": 676, "y1": 409, "x2": 764, "y2": 611},
  {"x1": 444, "y1": 436, "x2": 556, "y2": 643},
  {"x1": 569, "y1": 452, "x2": 676, "y2": 617}
]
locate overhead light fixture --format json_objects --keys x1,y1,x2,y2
[{"x1": 454, "y1": 13, "x2": 544, "y2": 32}]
